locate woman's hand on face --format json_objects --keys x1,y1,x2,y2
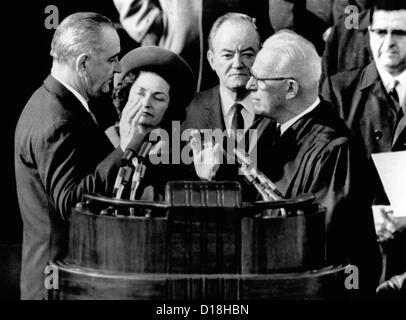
[{"x1": 119, "y1": 97, "x2": 151, "y2": 151}]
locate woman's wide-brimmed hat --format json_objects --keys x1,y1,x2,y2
[{"x1": 114, "y1": 46, "x2": 196, "y2": 110}]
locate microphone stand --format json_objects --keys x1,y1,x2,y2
[{"x1": 234, "y1": 148, "x2": 287, "y2": 217}]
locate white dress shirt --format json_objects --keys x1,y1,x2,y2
[
  {"x1": 51, "y1": 72, "x2": 91, "y2": 113},
  {"x1": 376, "y1": 65, "x2": 406, "y2": 112}
]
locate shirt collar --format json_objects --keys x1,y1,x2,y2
[
  {"x1": 219, "y1": 85, "x2": 255, "y2": 116},
  {"x1": 280, "y1": 97, "x2": 320, "y2": 136},
  {"x1": 376, "y1": 64, "x2": 406, "y2": 100},
  {"x1": 51, "y1": 72, "x2": 90, "y2": 113}
]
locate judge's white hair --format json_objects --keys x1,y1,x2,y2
[{"x1": 262, "y1": 30, "x2": 321, "y2": 90}]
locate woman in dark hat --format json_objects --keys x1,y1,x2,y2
[
  {"x1": 112, "y1": 46, "x2": 196, "y2": 200},
  {"x1": 113, "y1": 46, "x2": 196, "y2": 135}
]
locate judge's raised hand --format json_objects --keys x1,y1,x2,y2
[
  {"x1": 119, "y1": 97, "x2": 151, "y2": 152},
  {"x1": 190, "y1": 130, "x2": 223, "y2": 181}
]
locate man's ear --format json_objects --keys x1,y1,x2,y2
[
  {"x1": 285, "y1": 79, "x2": 299, "y2": 100},
  {"x1": 207, "y1": 50, "x2": 215, "y2": 71},
  {"x1": 76, "y1": 53, "x2": 89, "y2": 76}
]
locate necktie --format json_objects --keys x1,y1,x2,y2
[
  {"x1": 231, "y1": 103, "x2": 245, "y2": 131},
  {"x1": 390, "y1": 80, "x2": 405, "y2": 146},
  {"x1": 390, "y1": 80, "x2": 404, "y2": 120},
  {"x1": 389, "y1": 80, "x2": 400, "y2": 105}
]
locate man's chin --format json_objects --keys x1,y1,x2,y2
[
  {"x1": 381, "y1": 60, "x2": 404, "y2": 73},
  {"x1": 228, "y1": 82, "x2": 249, "y2": 91}
]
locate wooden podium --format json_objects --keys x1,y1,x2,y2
[{"x1": 48, "y1": 181, "x2": 350, "y2": 299}]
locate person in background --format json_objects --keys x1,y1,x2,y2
[
  {"x1": 112, "y1": 46, "x2": 196, "y2": 200},
  {"x1": 322, "y1": 0, "x2": 406, "y2": 294},
  {"x1": 112, "y1": 0, "x2": 273, "y2": 92},
  {"x1": 321, "y1": 3, "x2": 374, "y2": 88},
  {"x1": 180, "y1": 12, "x2": 262, "y2": 186}
]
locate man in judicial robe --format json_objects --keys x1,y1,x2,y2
[{"x1": 193, "y1": 30, "x2": 381, "y2": 296}]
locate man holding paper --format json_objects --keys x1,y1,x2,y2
[{"x1": 322, "y1": 0, "x2": 406, "y2": 293}]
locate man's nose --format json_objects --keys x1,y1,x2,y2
[
  {"x1": 114, "y1": 59, "x2": 122, "y2": 73},
  {"x1": 246, "y1": 76, "x2": 257, "y2": 91},
  {"x1": 382, "y1": 32, "x2": 396, "y2": 47},
  {"x1": 232, "y1": 54, "x2": 244, "y2": 68}
]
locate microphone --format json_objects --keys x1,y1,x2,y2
[
  {"x1": 114, "y1": 165, "x2": 134, "y2": 199},
  {"x1": 233, "y1": 148, "x2": 284, "y2": 201},
  {"x1": 121, "y1": 132, "x2": 150, "y2": 166},
  {"x1": 114, "y1": 140, "x2": 152, "y2": 199},
  {"x1": 129, "y1": 141, "x2": 153, "y2": 200},
  {"x1": 137, "y1": 141, "x2": 153, "y2": 163}
]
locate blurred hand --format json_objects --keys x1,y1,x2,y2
[
  {"x1": 372, "y1": 205, "x2": 398, "y2": 242},
  {"x1": 119, "y1": 97, "x2": 151, "y2": 151},
  {"x1": 376, "y1": 272, "x2": 406, "y2": 297},
  {"x1": 190, "y1": 130, "x2": 223, "y2": 181}
]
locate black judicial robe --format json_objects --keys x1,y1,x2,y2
[{"x1": 248, "y1": 99, "x2": 381, "y2": 294}]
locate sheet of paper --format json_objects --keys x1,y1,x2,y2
[{"x1": 372, "y1": 151, "x2": 406, "y2": 217}]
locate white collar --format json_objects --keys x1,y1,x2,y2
[
  {"x1": 219, "y1": 85, "x2": 255, "y2": 116},
  {"x1": 280, "y1": 97, "x2": 320, "y2": 136},
  {"x1": 376, "y1": 65, "x2": 406, "y2": 108},
  {"x1": 51, "y1": 72, "x2": 90, "y2": 113}
]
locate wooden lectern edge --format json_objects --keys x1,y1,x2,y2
[{"x1": 81, "y1": 193, "x2": 318, "y2": 212}]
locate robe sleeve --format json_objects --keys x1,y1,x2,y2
[{"x1": 309, "y1": 139, "x2": 382, "y2": 296}]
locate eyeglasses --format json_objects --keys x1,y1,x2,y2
[
  {"x1": 249, "y1": 70, "x2": 295, "y2": 86},
  {"x1": 369, "y1": 27, "x2": 406, "y2": 39}
]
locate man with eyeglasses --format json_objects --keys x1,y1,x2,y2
[
  {"x1": 245, "y1": 30, "x2": 381, "y2": 297},
  {"x1": 322, "y1": 0, "x2": 405, "y2": 155},
  {"x1": 322, "y1": 0, "x2": 406, "y2": 297}
]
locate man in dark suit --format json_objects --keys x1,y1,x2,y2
[
  {"x1": 181, "y1": 12, "x2": 261, "y2": 136},
  {"x1": 192, "y1": 30, "x2": 381, "y2": 296},
  {"x1": 322, "y1": 0, "x2": 405, "y2": 155},
  {"x1": 180, "y1": 13, "x2": 262, "y2": 186},
  {"x1": 113, "y1": 0, "x2": 273, "y2": 92},
  {"x1": 322, "y1": 0, "x2": 406, "y2": 293},
  {"x1": 14, "y1": 12, "x2": 147, "y2": 300}
]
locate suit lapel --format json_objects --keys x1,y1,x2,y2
[
  {"x1": 204, "y1": 86, "x2": 226, "y2": 131},
  {"x1": 43, "y1": 75, "x2": 111, "y2": 148},
  {"x1": 393, "y1": 116, "x2": 406, "y2": 150}
]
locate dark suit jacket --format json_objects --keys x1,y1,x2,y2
[
  {"x1": 181, "y1": 85, "x2": 225, "y2": 132},
  {"x1": 180, "y1": 85, "x2": 264, "y2": 191},
  {"x1": 322, "y1": 61, "x2": 406, "y2": 155},
  {"x1": 14, "y1": 75, "x2": 123, "y2": 299}
]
